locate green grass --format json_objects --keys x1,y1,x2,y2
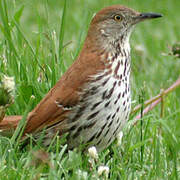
[{"x1": 0, "y1": 0, "x2": 180, "y2": 179}]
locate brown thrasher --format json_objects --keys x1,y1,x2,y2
[{"x1": 0, "y1": 5, "x2": 162, "y2": 151}]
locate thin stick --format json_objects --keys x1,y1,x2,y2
[
  {"x1": 134, "y1": 98, "x2": 161, "y2": 120},
  {"x1": 131, "y1": 77, "x2": 180, "y2": 115},
  {"x1": 134, "y1": 77, "x2": 180, "y2": 121}
]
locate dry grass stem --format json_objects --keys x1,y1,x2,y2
[{"x1": 132, "y1": 77, "x2": 180, "y2": 120}]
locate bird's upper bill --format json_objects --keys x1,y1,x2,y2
[{"x1": 133, "y1": 12, "x2": 162, "y2": 24}]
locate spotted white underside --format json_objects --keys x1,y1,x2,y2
[{"x1": 67, "y1": 52, "x2": 131, "y2": 151}]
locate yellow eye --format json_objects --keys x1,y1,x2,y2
[{"x1": 114, "y1": 15, "x2": 122, "y2": 21}]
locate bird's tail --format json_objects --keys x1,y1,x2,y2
[{"x1": 0, "y1": 115, "x2": 21, "y2": 137}]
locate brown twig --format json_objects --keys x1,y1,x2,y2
[
  {"x1": 134, "y1": 98, "x2": 161, "y2": 120},
  {"x1": 131, "y1": 77, "x2": 180, "y2": 114},
  {"x1": 132, "y1": 77, "x2": 180, "y2": 121}
]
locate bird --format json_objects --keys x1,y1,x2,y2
[{"x1": 0, "y1": 5, "x2": 162, "y2": 151}]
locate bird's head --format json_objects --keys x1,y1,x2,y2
[{"x1": 86, "y1": 5, "x2": 162, "y2": 51}]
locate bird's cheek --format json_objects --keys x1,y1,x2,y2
[{"x1": 100, "y1": 29, "x2": 110, "y2": 37}]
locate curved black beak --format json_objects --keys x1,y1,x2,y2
[
  {"x1": 139, "y1": 13, "x2": 163, "y2": 19},
  {"x1": 133, "y1": 12, "x2": 162, "y2": 24}
]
